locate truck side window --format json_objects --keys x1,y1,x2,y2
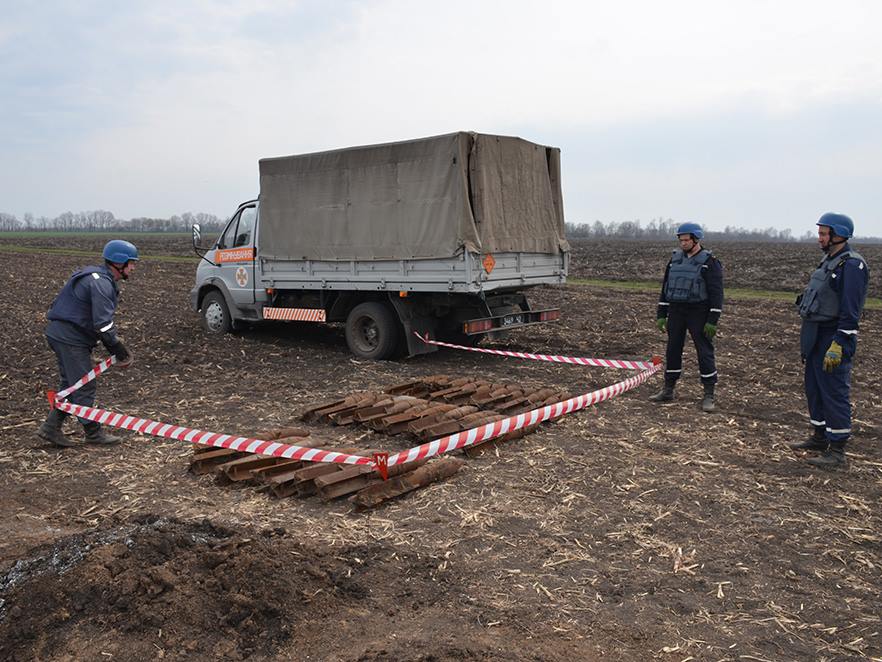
[
  {"x1": 234, "y1": 207, "x2": 256, "y2": 247},
  {"x1": 219, "y1": 213, "x2": 240, "y2": 249}
]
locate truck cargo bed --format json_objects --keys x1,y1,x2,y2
[{"x1": 259, "y1": 251, "x2": 567, "y2": 294}]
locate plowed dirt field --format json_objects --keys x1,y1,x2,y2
[{"x1": 1, "y1": 236, "x2": 880, "y2": 661}]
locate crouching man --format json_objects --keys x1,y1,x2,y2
[{"x1": 38, "y1": 240, "x2": 138, "y2": 447}]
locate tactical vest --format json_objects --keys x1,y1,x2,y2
[
  {"x1": 664, "y1": 249, "x2": 711, "y2": 303},
  {"x1": 47, "y1": 266, "x2": 118, "y2": 334},
  {"x1": 798, "y1": 249, "x2": 867, "y2": 322}
]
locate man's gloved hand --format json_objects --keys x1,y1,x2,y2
[
  {"x1": 656, "y1": 318, "x2": 667, "y2": 333},
  {"x1": 703, "y1": 323, "x2": 717, "y2": 339},
  {"x1": 107, "y1": 341, "x2": 132, "y2": 367},
  {"x1": 823, "y1": 341, "x2": 842, "y2": 372}
]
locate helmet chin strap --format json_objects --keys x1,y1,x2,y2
[
  {"x1": 110, "y1": 262, "x2": 128, "y2": 280},
  {"x1": 824, "y1": 235, "x2": 847, "y2": 252}
]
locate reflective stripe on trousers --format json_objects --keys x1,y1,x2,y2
[{"x1": 804, "y1": 326, "x2": 853, "y2": 442}]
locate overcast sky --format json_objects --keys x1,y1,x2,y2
[{"x1": 2, "y1": 1, "x2": 881, "y2": 236}]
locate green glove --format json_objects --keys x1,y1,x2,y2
[
  {"x1": 703, "y1": 323, "x2": 717, "y2": 339},
  {"x1": 656, "y1": 318, "x2": 667, "y2": 333},
  {"x1": 823, "y1": 341, "x2": 842, "y2": 372}
]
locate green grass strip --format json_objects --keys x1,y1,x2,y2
[
  {"x1": 0, "y1": 243, "x2": 198, "y2": 263},
  {"x1": 570, "y1": 277, "x2": 882, "y2": 309},
  {"x1": 0, "y1": 231, "x2": 190, "y2": 239}
]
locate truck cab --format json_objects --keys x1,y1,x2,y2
[{"x1": 191, "y1": 200, "x2": 261, "y2": 333}]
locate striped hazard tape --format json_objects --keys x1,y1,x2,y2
[
  {"x1": 51, "y1": 392, "x2": 374, "y2": 467},
  {"x1": 414, "y1": 332, "x2": 654, "y2": 370},
  {"x1": 263, "y1": 307, "x2": 326, "y2": 322},
  {"x1": 56, "y1": 355, "x2": 118, "y2": 400},
  {"x1": 48, "y1": 343, "x2": 661, "y2": 478},
  {"x1": 385, "y1": 360, "x2": 661, "y2": 467},
  {"x1": 50, "y1": 355, "x2": 371, "y2": 466}
]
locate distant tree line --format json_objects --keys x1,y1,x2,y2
[
  {"x1": 565, "y1": 218, "x2": 881, "y2": 242},
  {"x1": 2, "y1": 210, "x2": 877, "y2": 243},
  {"x1": 0, "y1": 210, "x2": 225, "y2": 234},
  {"x1": 565, "y1": 218, "x2": 805, "y2": 242}
]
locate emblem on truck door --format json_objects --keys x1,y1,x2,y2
[{"x1": 235, "y1": 267, "x2": 248, "y2": 287}]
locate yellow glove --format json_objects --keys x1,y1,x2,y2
[{"x1": 823, "y1": 341, "x2": 842, "y2": 372}]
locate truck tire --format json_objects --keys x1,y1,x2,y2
[
  {"x1": 345, "y1": 302, "x2": 400, "y2": 360},
  {"x1": 202, "y1": 290, "x2": 232, "y2": 334}
]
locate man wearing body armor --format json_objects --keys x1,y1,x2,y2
[
  {"x1": 37, "y1": 240, "x2": 138, "y2": 448},
  {"x1": 790, "y1": 213, "x2": 869, "y2": 468},
  {"x1": 650, "y1": 222, "x2": 724, "y2": 412}
]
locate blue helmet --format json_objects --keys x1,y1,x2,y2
[
  {"x1": 816, "y1": 212, "x2": 853, "y2": 239},
  {"x1": 676, "y1": 222, "x2": 703, "y2": 240},
  {"x1": 103, "y1": 239, "x2": 140, "y2": 264}
]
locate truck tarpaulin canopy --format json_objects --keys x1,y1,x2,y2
[{"x1": 258, "y1": 132, "x2": 569, "y2": 261}]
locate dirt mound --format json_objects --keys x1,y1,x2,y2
[{"x1": 0, "y1": 516, "x2": 409, "y2": 660}]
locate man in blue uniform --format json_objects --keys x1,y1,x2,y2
[
  {"x1": 37, "y1": 240, "x2": 139, "y2": 447},
  {"x1": 650, "y1": 222, "x2": 724, "y2": 412},
  {"x1": 790, "y1": 213, "x2": 869, "y2": 468}
]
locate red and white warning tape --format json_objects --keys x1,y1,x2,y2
[
  {"x1": 53, "y1": 396, "x2": 374, "y2": 466},
  {"x1": 385, "y1": 359, "x2": 661, "y2": 467},
  {"x1": 414, "y1": 332, "x2": 654, "y2": 370},
  {"x1": 56, "y1": 355, "x2": 118, "y2": 400},
  {"x1": 49, "y1": 340, "x2": 661, "y2": 477}
]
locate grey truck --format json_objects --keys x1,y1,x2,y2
[{"x1": 191, "y1": 131, "x2": 569, "y2": 359}]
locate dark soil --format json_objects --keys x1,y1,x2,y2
[{"x1": 0, "y1": 236, "x2": 879, "y2": 661}]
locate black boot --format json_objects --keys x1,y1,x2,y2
[
  {"x1": 807, "y1": 441, "x2": 847, "y2": 469},
  {"x1": 37, "y1": 409, "x2": 75, "y2": 447},
  {"x1": 649, "y1": 380, "x2": 675, "y2": 403},
  {"x1": 788, "y1": 427, "x2": 827, "y2": 452},
  {"x1": 701, "y1": 383, "x2": 716, "y2": 413},
  {"x1": 83, "y1": 422, "x2": 121, "y2": 446}
]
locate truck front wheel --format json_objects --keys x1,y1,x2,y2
[
  {"x1": 345, "y1": 302, "x2": 400, "y2": 360},
  {"x1": 202, "y1": 290, "x2": 232, "y2": 334}
]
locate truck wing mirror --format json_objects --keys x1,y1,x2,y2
[{"x1": 191, "y1": 223, "x2": 217, "y2": 266}]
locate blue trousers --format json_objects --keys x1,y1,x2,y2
[
  {"x1": 47, "y1": 337, "x2": 96, "y2": 426},
  {"x1": 804, "y1": 327, "x2": 852, "y2": 443},
  {"x1": 664, "y1": 305, "x2": 717, "y2": 385}
]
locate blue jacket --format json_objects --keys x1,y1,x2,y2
[
  {"x1": 798, "y1": 243, "x2": 869, "y2": 357},
  {"x1": 46, "y1": 265, "x2": 126, "y2": 356}
]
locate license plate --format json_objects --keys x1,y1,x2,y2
[{"x1": 501, "y1": 313, "x2": 524, "y2": 327}]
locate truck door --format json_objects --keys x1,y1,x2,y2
[{"x1": 215, "y1": 204, "x2": 257, "y2": 307}]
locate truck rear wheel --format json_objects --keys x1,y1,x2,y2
[
  {"x1": 345, "y1": 302, "x2": 400, "y2": 360},
  {"x1": 202, "y1": 291, "x2": 232, "y2": 334}
]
